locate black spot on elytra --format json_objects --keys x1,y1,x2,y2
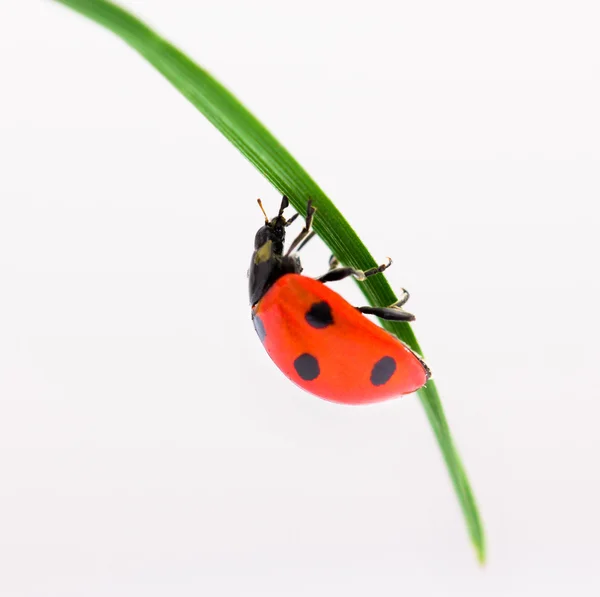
[
  {"x1": 370, "y1": 356, "x2": 396, "y2": 386},
  {"x1": 253, "y1": 314, "x2": 266, "y2": 343},
  {"x1": 294, "y1": 353, "x2": 320, "y2": 381},
  {"x1": 305, "y1": 301, "x2": 334, "y2": 329}
]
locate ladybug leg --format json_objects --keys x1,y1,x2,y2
[
  {"x1": 283, "y1": 197, "x2": 312, "y2": 245},
  {"x1": 393, "y1": 288, "x2": 410, "y2": 308},
  {"x1": 296, "y1": 230, "x2": 316, "y2": 252},
  {"x1": 317, "y1": 267, "x2": 361, "y2": 283},
  {"x1": 286, "y1": 200, "x2": 316, "y2": 256},
  {"x1": 317, "y1": 257, "x2": 392, "y2": 284},
  {"x1": 358, "y1": 304, "x2": 415, "y2": 322},
  {"x1": 285, "y1": 212, "x2": 300, "y2": 227},
  {"x1": 357, "y1": 288, "x2": 414, "y2": 321},
  {"x1": 277, "y1": 195, "x2": 290, "y2": 217},
  {"x1": 360, "y1": 257, "x2": 393, "y2": 279}
]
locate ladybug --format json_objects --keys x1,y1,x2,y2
[{"x1": 249, "y1": 196, "x2": 430, "y2": 405}]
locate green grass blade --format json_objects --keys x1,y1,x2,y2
[{"x1": 53, "y1": 0, "x2": 485, "y2": 562}]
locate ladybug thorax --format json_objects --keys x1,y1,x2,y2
[{"x1": 248, "y1": 218, "x2": 302, "y2": 306}]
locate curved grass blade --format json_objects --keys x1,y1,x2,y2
[{"x1": 53, "y1": 0, "x2": 485, "y2": 563}]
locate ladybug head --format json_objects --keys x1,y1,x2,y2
[{"x1": 253, "y1": 195, "x2": 295, "y2": 255}]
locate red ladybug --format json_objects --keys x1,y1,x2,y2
[{"x1": 249, "y1": 196, "x2": 430, "y2": 405}]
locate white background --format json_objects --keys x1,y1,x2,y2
[{"x1": 1, "y1": 1, "x2": 599, "y2": 595}]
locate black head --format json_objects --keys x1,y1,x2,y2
[
  {"x1": 253, "y1": 196, "x2": 289, "y2": 255},
  {"x1": 248, "y1": 196, "x2": 302, "y2": 306}
]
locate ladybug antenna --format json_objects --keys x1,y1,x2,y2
[{"x1": 257, "y1": 199, "x2": 269, "y2": 224}]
